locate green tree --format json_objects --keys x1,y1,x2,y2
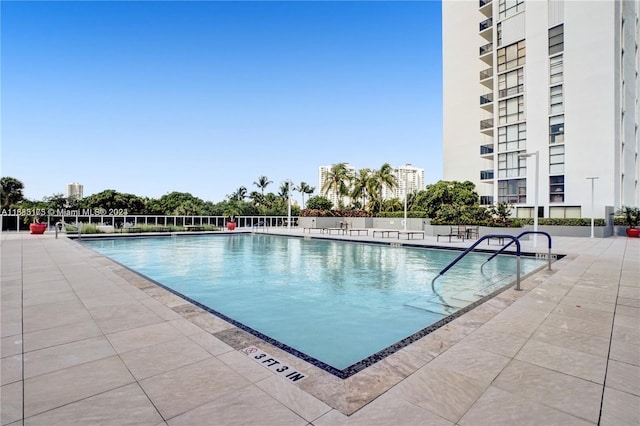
[
  {"x1": 253, "y1": 176, "x2": 272, "y2": 196},
  {"x1": 296, "y1": 181, "x2": 315, "y2": 209},
  {"x1": 80, "y1": 189, "x2": 147, "y2": 213},
  {"x1": 150, "y1": 192, "x2": 206, "y2": 215},
  {"x1": 321, "y1": 163, "x2": 353, "y2": 209},
  {"x1": 350, "y1": 168, "x2": 372, "y2": 211},
  {"x1": 371, "y1": 163, "x2": 397, "y2": 213},
  {"x1": 306, "y1": 196, "x2": 333, "y2": 210},
  {"x1": 1, "y1": 177, "x2": 25, "y2": 210}
]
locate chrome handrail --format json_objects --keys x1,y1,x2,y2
[{"x1": 481, "y1": 231, "x2": 553, "y2": 272}]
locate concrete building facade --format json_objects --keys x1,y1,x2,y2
[{"x1": 443, "y1": 0, "x2": 640, "y2": 219}]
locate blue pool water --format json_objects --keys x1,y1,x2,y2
[{"x1": 82, "y1": 234, "x2": 546, "y2": 372}]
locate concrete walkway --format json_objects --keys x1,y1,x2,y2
[{"x1": 1, "y1": 231, "x2": 638, "y2": 425}]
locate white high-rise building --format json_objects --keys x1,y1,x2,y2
[
  {"x1": 66, "y1": 182, "x2": 83, "y2": 200},
  {"x1": 381, "y1": 164, "x2": 425, "y2": 200},
  {"x1": 443, "y1": 0, "x2": 639, "y2": 219},
  {"x1": 318, "y1": 164, "x2": 357, "y2": 208}
]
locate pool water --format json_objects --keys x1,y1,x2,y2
[{"x1": 82, "y1": 234, "x2": 546, "y2": 373}]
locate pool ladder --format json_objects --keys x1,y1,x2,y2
[{"x1": 430, "y1": 231, "x2": 553, "y2": 294}]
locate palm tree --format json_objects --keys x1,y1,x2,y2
[
  {"x1": 372, "y1": 163, "x2": 398, "y2": 213},
  {"x1": 296, "y1": 181, "x2": 315, "y2": 209},
  {"x1": 228, "y1": 186, "x2": 247, "y2": 202},
  {"x1": 278, "y1": 181, "x2": 291, "y2": 200},
  {"x1": 253, "y1": 176, "x2": 272, "y2": 196},
  {"x1": 321, "y1": 163, "x2": 353, "y2": 209},
  {"x1": 351, "y1": 168, "x2": 371, "y2": 211}
]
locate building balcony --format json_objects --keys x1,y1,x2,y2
[
  {"x1": 480, "y1": 144, "x2": 494, "y2": 157},
  {"x1": 480, "y1": 93, "x2": 494, "y2": 112},
  {"x1": 480, "y1": 67, "x2": 493, "y2": 89},
  {"x1": 479, "y1": 42, "x2": 493, "y2": 65},
  {"x1": 479, "y1": 18, "x2": 493, "y2": 41},
  {"x1": 498, "y1": 84, "x2": 524, "y2": 99},
  {"x1": 479, "y1": 0, "x2": 492, "y2": 17},
  {"x1": 480, "y1": 118, "x2": 494, "y2": 135},
  {"x1": 480, "y1": 170, "x2": 495, "y2": 180}
]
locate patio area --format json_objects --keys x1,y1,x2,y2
[{"x1": 1, "y1": 230, "x2": 638, "y2": 425}]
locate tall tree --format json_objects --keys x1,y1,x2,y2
[
  {"x1": 1, "y1": 177, "x2": 25, "y2": 210},
  {"x1": 321, "y1": 163, "x2": 353, "y2": 209},
  {"x1": 228, "y1": 186, "x2": 247, "y2": 202},
  {"x1": 350, "y1": 168, "x2": 372, "y2": 211},
  {"x1": 372, "y1": 163, "x2": 398, "y2": 213},
  {"x1": 296, "y1": 181, "x2": 315, "y2": 209},
  {"x1": 253, "y1": 176, "x2": 272, "y2": 196}
]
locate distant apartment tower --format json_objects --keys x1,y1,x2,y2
[
  {"x1": 319, "y1": 164, "x2": 425, "y2": 208},
  {"x1": 381, "y1": 164, "x2": 425, "y2": 200},
  {"x1": 66, "y1": 182, "x2": 83, "y2": 200},
  {"x1": 442, "y1": 0, "x2": 639, "y2": 219},
  {"x1": 318, "y1": 164, "x2": 356, "y2": 208}
]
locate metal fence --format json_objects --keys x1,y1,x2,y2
[{"x1": 0, "y1": 214, "x2": 299, "y2": 232}]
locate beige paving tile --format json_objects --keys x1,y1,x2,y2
[
  {"x1": 606, "y1": 359, "x2": 640, "y2": 396},
  {"x1": 617, "y1": 296, "x2": 640, "y2": 308},
  {"x1": 188, "y1": 331, "x2": 235, "y2": 356},
  {"x1": 492, "y1": 359, "x2": 602, "y2": 422},
  {"x1": 217, "y1": 350, "x2": 272, "y2": 383},
  {"x1": 390, "y1": 365, "x2": 487, "y2": 423},
  {"x1": 609, "y1": 340, "x2": 640, "y2": 366},
  {"x1": 24, "y1": 336, "x2": 115, "y2": 379},
  {"x1": 530, "y1": 323, "x2": 610, "y2": 357},
  {"x1": 459, "y1": 386, "x2": 594, "y2": 426},
  {"x1": 515, "y1": 339, "x2": 607, "y2": 384},
  {"x1": 119, "y1": 336, "x2": 211, "y2": 380},
  {"x1": 166, "y1": 384, "x2": 306, "y2": 425},
  {"x1": 106, "y1": 321, "x2": 184, "y2": 354},
  {"x1": 456, "y1": 326, "x2": 527, "y2": 358},
  {"x1": 140, "y1": 357, "x2": 250, "y2": 419},
  {"x1": 1, "y1": 336, "x2": 23, "y2": 358},
  {"x1": 1, "y1": 355, "x2": 22, "y2": 386},
  {"x1": 167, "y1": 318, "x2": 205, "y2": 336},
  {"x1": 22, "y1": 299, "x2": 93, "y2": 333},
  {"x1": 24, "y1": 383, "x2": 163, "y2": 426},
  {"x1": 313, "y1": 391, "x2": 453, "y2": 426},
  {"x1": 24, "y1": 356, "x2": 134, "y2": 417},
  {"x1": 89, "y1": 302, "x2": 164, "y2": 334},
  {"x1": 613, "y1": 324, "x2": 640, "y2": 346},
  {"x1": 616, "y1": 304, "x2": 640, "y2": 318},
  {"x1": 552, "y1": 303, "x2": 614, "y2": 325},
  {"x1": 139, "y1": 296, "x2": 184, "y2": 321},
  {"x1": 614, "y1": 314, "x2": 639, "y2": 329},
  {"x1": 600, "y1": 386, "x2": 640, "y2": 426},
  {"x1": 23, "y1": 320, "x2": 103, "y2": 353},
  {"x1": 427, "y1": 343, "x2": 510, "y2": 384},
  {"x1": 1, "y1": 381, "x2": 23, "y2": 425},
  {"x1": 619, "y1": 286, "x2": 640, "y2": 300},
  {"x1": 255, "y1": 375, "x2": 332, "y2": 422},
  {"x1": 542, "y1": 312, "x2": 613, "y2": 338}
]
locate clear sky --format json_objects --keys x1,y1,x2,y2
[{"x1": 1, "y1": 0, "x2": 442, "y2": 205}]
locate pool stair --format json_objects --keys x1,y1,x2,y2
[{"x1": 404, "y1": 273, "x2": 514, "y2": 315}]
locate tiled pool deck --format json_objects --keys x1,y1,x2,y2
[{"x1": 1, "y1": 230, "x2": 638, "y2": 425}]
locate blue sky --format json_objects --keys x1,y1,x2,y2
[{"x1": 2, "y1": 0, "x2": 442, "y2": 205}]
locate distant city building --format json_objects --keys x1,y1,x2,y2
[
  {"x1": 318, "y1": 163, "x2": 425, "y2": 208},
  {"x1": 66, "y1": 182, "x2": 83, "y2": 200},
  {"x1": 381, "y1": 164, "x2": 425, "y2": 200},
  {"x1": 442, "y1": 0, "x2": 639, "y2": 219}
]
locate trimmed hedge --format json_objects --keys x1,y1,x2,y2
[
  {"x1": 375, "y1": 211, "x2": 427, "y2": 218},
  {"x1": 519, "y1": 218, "x2": 606, "y2": 226}
]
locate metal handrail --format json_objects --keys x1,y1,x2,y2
[
  {"x1": 481, "y1": 231, "x2": 553, "y2": 272},
  {"x1": 431, "y1": 234, "x2": 522, "y2": 292}
]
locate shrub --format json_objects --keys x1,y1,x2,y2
[
  {"x1": 519, "y1": 218, "x2": 606, "y2": 226},
  {"x1": 375, "y1": 211, "x2": 426, "y2": 218}
]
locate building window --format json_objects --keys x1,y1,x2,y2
[
  {"x1": 499, "y1": 0, "x2": 525, "y2": 20},
  {"x1": 549, "y1": 206, "x2": 581, "y2": 218},
  {"x1": 499, "y1": 95, "x2": 525, "y2": 124},
  {"x1": 498, "y1": 152, "x2": 527, "y2": 178},
  {"x1": 550, "y1": 55, "x2": 563, "y2": 84},
  {"x1": 549, "y1": 24, "x2": 564, "y2": 55},
  {"x1": 480, "y1": 195, "x2": 494, "y2": 205},
  {"x1": 498, "y1": 68, "x2": 524, "y2": 98},
  {"x1": 497, "y1": 40, "x2": 526, "y2": 72},
  {"x1": 549, "y1": 145, "x2": 565, "y2": 174},
  {"x1": 497, "y1": 23, "x2": 502, "y2": 47},
  {"x1": 498, "y1": 179, "x2": 526, "y2": 204},
  {"x1": 549, "y1": 175, "x2": 565, "y2": 203},
  {"x1": 550, "y1": 115, "x2": 564, "y2": 144},
  {"x1": 550, "y1": 85, "x2": 564, "y2": 113},
  {"x1": 498, "y1": 123, "x2": 527, "y2": 152}
]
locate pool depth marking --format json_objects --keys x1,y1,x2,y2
[{"x1": 242, "y1": 347, "x2": 307, "y2": 382}]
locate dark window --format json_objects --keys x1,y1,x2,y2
[
  {"x1": 549, "y1": 175, "x2": 565, "y2": 203},
  {"x1": 549, "y1": 24, "x2": 564, "y2": 55},
  {"x1": 550, "y1": 115, "x2": 564, "y2": 144},
  {"x1": 498, "y1": 179, "x2": 526, "y2": 204}
]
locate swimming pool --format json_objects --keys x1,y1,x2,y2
[{"x1": 82, "y1": 234, "x2": 546, "y2": 377}]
